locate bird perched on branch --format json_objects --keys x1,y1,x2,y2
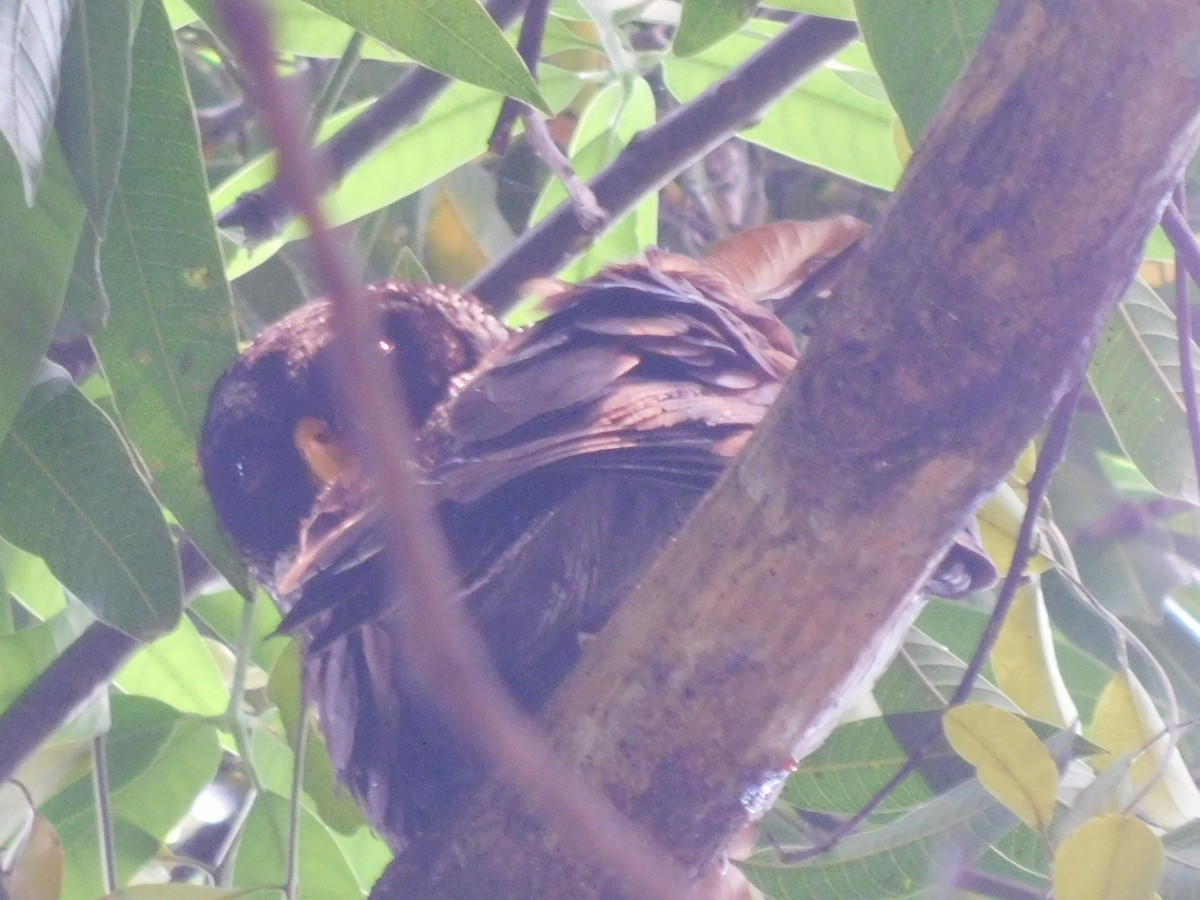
[{"x1": 199, "y1": 217, "x2": 995, "y2": 851}]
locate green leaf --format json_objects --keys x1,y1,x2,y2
[
  {"x1": 1161, "y1": 819, "x2": 1200, "y2": 896},
  {"x1": 743, "y1": 779, "x2": 1017, "y2": 898},
  {"x1": 664, "y1": 34, "x2": 901, "y2": 189},
  {"x1": 919, "y1": 598, "x2": 1112, "y2": 724},
  {"x1": 422, "y1": 163, "x2": 515, "y2": 284},
  {"x1": 90, "y1": 0, "x2": 246, "y2": 592},
  {"x1": 266, "y1": 0, "x2": 406, "y2": 61},
  {"x1": 1047, "y1": 427, "x2": 1189, "y2": 624},
  {"x1": 115, "y1": 712, "x2": 221, "y2": 837},
  {"x1": 0, "y1": 541, "x2": 66, "y2": 619},
  {"x1": 875, "y1": 627, "x2": 1013, "y2": 713},
  {"x1": 115, "y1": 615, "x2": 230, "y2": 716},
  {"x1": 1128, "y1": 613, "x2": 1200, "y2": 724},
  {"x1": 61, "y1": 217, "x2": 110, "y2": 336},
  {"x1": 190, "y1": 587, "x2": 284, "y2": 673},
  {"x1": 300, "y1": 0, "x2": 547, "y2": 112},
  {"x1": 233, "y1": 791, "x2": 366, "y2": 896},
  {"x1": 764, "y1": 0, "x2": 855, "y2": 17},
  {"x1": 0, "y1": 0, "x2": 75, "y2": 204},
  {"x1": 0, "y1": 139, "x2": 84, "y2": 444},
  {"x1": 1087, "y1": 280, "x2": 1199, "y2": 505},
  {"x1": 218, "y1": 82, "x2": 503, "y2": 279},
  {"x1": 855, "y1": 0, "x2": 997, "y2": 143},
  {"x1": 391, "y1": 245, "x2": 433, "y2": 283},
  {"x1": 674, "y1": 0, "x2": 760, "y2": 57},
  {"x1": 0, "y1": 601, "x2": 93, "y2": 711},
  {"x1": 41, "y1": 696, "x2": 220, "y2": 900},
  {"x1": 55, "y1": 0, "x2": 136, "y2": 229},
  {"x1": 529, "y1": 77, "x2": 657, "y2": 282},
  {"x1": 0, "y1": 371, "x2": 181, "y2": 637},
  {"x1": 778, "y1": 715, "x2": 944, "y2": 816},
  {"x1": 265, "y1": 643, "x2": 368, "y2": 834}
]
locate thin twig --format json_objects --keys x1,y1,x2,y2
[
  {"x1": 468, "y1": 15, "x2": 860, "y2": 311},
  {"x1": 949, "y1": 381, "x2": 1081, "y2": 704},
  {"x1": 285, "y1": 691, "x2": 309, "y2": 900},
  {"x1": 216, "y1": 0, "x2": 529, "y2": 241},
  {"x1": 522, "y1": 109, "x2": 605, "y2": 230},
  {"x1": 225, "y1": 599, "x2": 266, "y2": 806},
  {"x1": 308, "y1": 32, "x2": 366, "y2": 138},
  {"x1": 489, "y1": 0, "x2": 552, "y2": 154},
  {"x1": 213, "y1": 3, "x2": 694, "y2": 897},
  {"x1": 92, "y1": 734, "x2": 118, "y2": 893},
  {"x1": 212, "y1": 783, "x2": 256, "y2": 886},
  {"x1": 780, "y1": 381, "x2": 1083, "y2": 863},
  {"x1": 1164, "y1": 202, "x2": 1200, "y2": 296},
  {"x1": 1168, "y1": 191, "x2": 1200, "y2": 486}
]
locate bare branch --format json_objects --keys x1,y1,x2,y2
[
  {"x1": 489, "y1": 0, "x2": 551, "y2": 154},
  {"x1": 1164, "y1": 197, "x2": 1200, "y2": 497},
  {"x1": 521, "y1": 110, "x2": 605, "y2": 231}
]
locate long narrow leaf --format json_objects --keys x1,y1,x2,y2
[
  {"x1": 0, "y1": 370, "x2": 181, "y2": 637},
  {"x1": 294, "y1": 0, "x2": 546, "y2": 111},
  {"x1": 0, "y1": 140, "x2": 82, "y2": 444},
  {"x1": 856, "y1": 0, "x2": 997, "y2": 142},
  {"x1": 56, "y1": 0, "x2": 136, "y2": 229},
  {"x1": 1088, "y1": 280, "x2": 1199, "y2": 505},
  {"x1": 91, "y1": 0, "x2": 245, "y2": 590},
  {"x1": 0, "y1": 0, "x2": 74, "y2": 203},
  {"x1": 664, "y1": 34, "x2": 901, "y2": 189}
]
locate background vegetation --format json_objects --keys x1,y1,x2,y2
[{"x1": 0, "y1": 0, "x2": 1198, "y2": 897}]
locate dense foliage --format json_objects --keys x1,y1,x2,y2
[{"x1": 0, "y1": 1, "x2": 1198, "y2": 897}]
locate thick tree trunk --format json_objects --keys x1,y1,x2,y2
[{"x1": 374, "y1": 1, "x2": 1200, "y2": 895}]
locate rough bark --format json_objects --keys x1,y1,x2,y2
[{"x1": 374, "y1": 1, "x2": 1200, "y2": 895}]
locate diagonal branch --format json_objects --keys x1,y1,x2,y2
[
  {"x1": 215, "y1": 0, "x2": 530, "y2": 242},
  {"x1": 375, "y1": 0, "x2": 1200, "y2": 894},
  {"x1": 0, "y1": 541, "x2": 215, "y2": 788},
  {"x1": 468, "y1": 15, "x2": 859, "y2": 311}
]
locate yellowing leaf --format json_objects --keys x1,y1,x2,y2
[
  {"x1": 423, "y1": 166, "x2": 515, "y2": 285},
  {"x1": 1012, "y1": 440, "x2": 1038, "y2": 485},
  {"x1": 991, "y1": 580, "x2": 1078, "y2": 728},
  {"x1": 1053, "y1": 814, "x2": 1163, "y2": 900},
  {"x1": 1139, "y1": 260, "x2": 1174, "y2": 288},
  {"x1": 1091, "y1": 669, "x2": 1200, "y2": 828},
  {"x1": 106, "y1": 885, "x2": 253, "y2": 898},
  {"x1": 944, "y1": 704, "x2": 1058, "y2": 831},
  {"x1": 976, "y1": 481, "x2": 1053, "y2": 578},
  {"x1": 2, "y1": 812, "x2": 64, "y2": 900}
]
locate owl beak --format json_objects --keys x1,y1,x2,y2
[
  {"x1": 294, "y1": 415, "x2": 357, "y2": 487},
  {"x1": 273, "y1": 417, "x2": 381, "y2": 632}
]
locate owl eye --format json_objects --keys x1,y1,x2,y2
[{"x1": 234, "y1": 453, "x2": 269, "y2": 493}]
